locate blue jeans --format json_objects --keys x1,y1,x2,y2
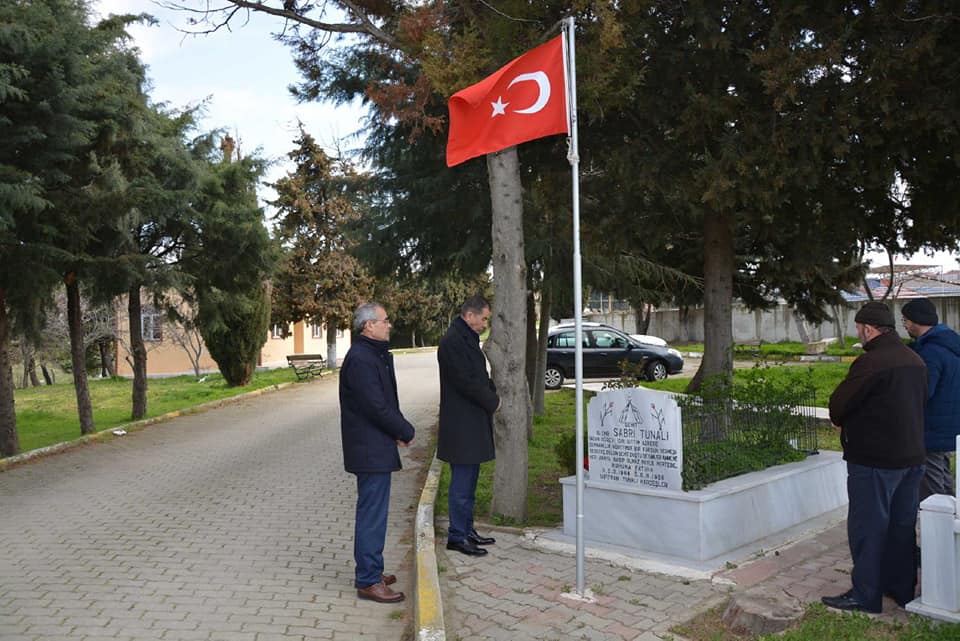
[
  {"x1": 846, "y1": 462, "x2": 923, "y2": 610},
  {"x1": 447, "y1": 463, "x2": 480, "y2": 544},
  {"x1": 354, "y1": 472, "x2": 391, "y2": 589}
]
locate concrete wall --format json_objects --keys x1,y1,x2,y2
[{"x1": 588, "y1": 296, "x2": 960, "y2": 344}]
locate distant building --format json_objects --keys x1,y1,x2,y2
[{"x1": 113, "y1": 293, "x2": 350, "y2": 377}]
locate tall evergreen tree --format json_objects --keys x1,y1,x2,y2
[
  {"x1": 0, "y1": 0, "x2": 141, "y2": 451},
  {"x1": 269, "y1": 127, "x2": 372, "y2": 367},
  {"x1": 186, "y1": 136, "x2": 276, "y2": 386}
]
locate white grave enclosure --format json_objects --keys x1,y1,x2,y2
[
  {"x1": 561, "y1": 387, "x2": 847, "y2": 563},
  {"x1": 906, "y1": 435, "x2": 960, "y2": 623}
]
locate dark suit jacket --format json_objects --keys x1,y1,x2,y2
[
  {"x1": 437, "y1": 316, "x2": 500, "y2": 464},
  {"x1": 339, "y1": 335, "x2": 415, "y2": 474}
]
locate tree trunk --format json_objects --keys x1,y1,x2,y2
[
  {"x1": 483, "y1": 147, "x2": 530, "y2": 522},
  {"x1": 524, "y1": 288, "x2": 537, "y2": 394},
  {"x1": 128, "y1": 286, "x2": 147, "y2": 420},
  {"x1": 28, "y1": 356, "x2": 40, "y2": 387},
  {"x1": 326, "y1": 318, "x2": 338, "y2": 369},
  {"x1": 65, "y1": 274, "x2": 95, "y2": 435},
  {"x1": 532, "y1": 285, "x2": 551, "y2": 416},
  {"x1": 41, "y1": 363, "x2": 54, "y2": 385},
  {"x1": 21, "y1": 343, "x2": 31, "y2": 388},
  {"x1": 0, "y1": 288, "x2": 20, "y2": 456},
  {"x1": 688, "y1": 212, "x2": 734, "y2": 393},
  {"x1": 832, "y1": 305, "x2": 847, "y2": 348},
  {"x1": 792, "y1": 310, "x2": 810, "y2": 344}
]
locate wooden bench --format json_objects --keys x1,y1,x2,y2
[
  {"x1": 733, "y1": 339, "x2": 764, "y2": 359},
  {"x1": 286, "y1": 354, "x2": 326, "y2": 380}
]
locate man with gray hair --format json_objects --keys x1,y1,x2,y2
[{"x1": 339, "y1": 302, "x2": 415, "y2": 603}]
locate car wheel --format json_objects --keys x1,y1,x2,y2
[
  {"x1": 545, "y1": 366, "x2": 564, "y2": 390},
  {"x1": 645, "y1": 360, "x2": 668, "y2": 382}
]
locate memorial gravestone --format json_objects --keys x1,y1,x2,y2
[{"x1": 587, "y1": 388, "x2": 682, "y2": 490}]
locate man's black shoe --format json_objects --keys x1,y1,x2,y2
[
  {"x1": 446, "y1": 539, "x2": 488, "y2": 556},
  {"x1": 468, "y1": 529, "x2": 496, "y2": 546},
  {"x1": 821, "y1": 590, "x2": 881, "y2": 613}
]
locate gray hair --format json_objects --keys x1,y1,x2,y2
[
  {"x1": 353, "y1": 302, "x2": 383, "y2": 333},
  {"x1": 460, "y1": 295, "x2": 490, "y2": 316}
]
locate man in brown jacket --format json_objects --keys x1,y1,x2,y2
[{"x1": 822, "y1": 301, "x2": 927, "y2": 613}]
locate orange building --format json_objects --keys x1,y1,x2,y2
[{"x1": 113, "y1": 296, "x2": 351, "y2": 377}]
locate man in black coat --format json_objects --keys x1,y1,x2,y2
[
  {"x1": 822, "y1": 301, "x2": 927, "y2": 613},
  {"x1": 438, "y1": 295, "x2": 500, "y2": 556},
  {"x1": 340, "y1": 302, "x2": 415, "y2": 603}
]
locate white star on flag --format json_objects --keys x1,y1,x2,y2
[{"x1": 490, "y1": 96, "x2": 508, "y2": 117}]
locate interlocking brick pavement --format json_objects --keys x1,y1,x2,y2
[
  {"x1": 0, "y1": 351, "x2": 439, "y2": 641},
  {"x1": 438, "y1": 530, "x2": 725, "y2": 641},
  {"x1": 715, "y1": 521, "x2": 913, "y2": 625},
  {"x1": 438, "y1": 518, "x2": 917, "y2": 639}
]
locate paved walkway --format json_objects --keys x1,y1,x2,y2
[
  {"x1": 439, "y1": 529, "x2": 722, "y2": 641},
  {"x1": 0, "y1": 351, "x2": 439, "y2": 641},
  {"x1": 436, "y1": 516, "x2": 913, "y2": 641}
]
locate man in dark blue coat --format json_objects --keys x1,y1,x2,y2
[
  {"x1": 438, "y1": 295, "x2": 500, "y2": 556},
  {"x1": 340, "y1": 302, "x2": 415, "y2": 603},
  {"x1": 901, "y1": 297, "x2": 960, "y2": 498}
]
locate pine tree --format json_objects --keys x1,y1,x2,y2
[{"x1": 270, "y1": 127, "x2": 372, "y2": 366}]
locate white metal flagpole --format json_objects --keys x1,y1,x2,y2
[{"x1": 562, "y1": 15, "x2": 586, "y2": 597}]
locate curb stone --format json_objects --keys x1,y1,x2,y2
[{"x1": 415, "y1": 455, "x2": 445, "y2": 641}]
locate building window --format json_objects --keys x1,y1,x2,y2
[
  {"x1": 312, "y1": 322, "x2": 322, "y2": 338},
  {"x1": 142, "y1": 306, "x2": 163, "y2": 342},
  {"x1": 272, "y1": 324, "x2": 287, "y2": 339},
  {"x1": 337, "y1": 328, "x2": 344, "y2": 338}
]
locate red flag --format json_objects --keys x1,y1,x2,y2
[{"x1": 446, "y1": 36, "x2": 568, "y2": 167}]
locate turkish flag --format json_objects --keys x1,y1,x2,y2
[{"x1": 446, "y1": 36, "x2": 569, "y2": 167}]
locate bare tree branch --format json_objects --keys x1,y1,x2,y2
[{"x1": 160, "y1": 0, "x2": 400, "y2": 48}]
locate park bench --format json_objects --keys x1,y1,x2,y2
[
  {"x1": 286, "y1": 354, "x2": 326, "y2": 380},
  {"x1": 733, "y1": 339, "x2": 764, "y2": 359}
]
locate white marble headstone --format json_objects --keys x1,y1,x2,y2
[{"x1": 587, "y1": 387, "x2": 683, "y2": 490}]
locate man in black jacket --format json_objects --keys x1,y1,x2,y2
[
  {"x1": 438, "y1": 295, "x2": 500, "y2": 556},
  {"x1": 340, "y1": 302, "x2": 415, "y2": 603},
  {"x1": 822, "y1": 301, "x2": 927, "y2": 613}
]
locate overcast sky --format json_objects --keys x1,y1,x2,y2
[{"x1": 92, "y1": 0, "x2": 367, "y2": 195}]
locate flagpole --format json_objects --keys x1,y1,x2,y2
[{"x1": 563, "y1": 16, "x2": 586, "y2": 597}]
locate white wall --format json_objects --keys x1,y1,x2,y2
[{"x1": 588, "y1": 296, "x2": 960, "y2": 344}]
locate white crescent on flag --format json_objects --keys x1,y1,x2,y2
[{"x1": 507, "y1": 71, "x2": 550, "y2": 114}]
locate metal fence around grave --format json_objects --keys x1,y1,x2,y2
[{"x1": 675, "y1": 391, "x2": 820, "y2": 490}]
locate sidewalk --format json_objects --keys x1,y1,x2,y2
[{"x1": 434, "y1": 515, "x2": 912, "y2": 640}]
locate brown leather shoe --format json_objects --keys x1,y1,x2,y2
[
  {"x1": 357, "y1": 581, "x2": 405, "y2": 603},
  {"x1": 381, "y1": 574, "x2": 397, "y2": 586}
]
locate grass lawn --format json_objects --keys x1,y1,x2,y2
[
  {"x1": 642, "y1": 361, "x2": 851, "y2": 407},
  {"x1": 8, "y1": 367, "x2": 301, "y2": 456},
  {"x1": 677, "y1": 338, "x2": 863, "y2": 359},
  {"x1": 673, "y1": 602, "x2": 960, "y2": 641}
]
